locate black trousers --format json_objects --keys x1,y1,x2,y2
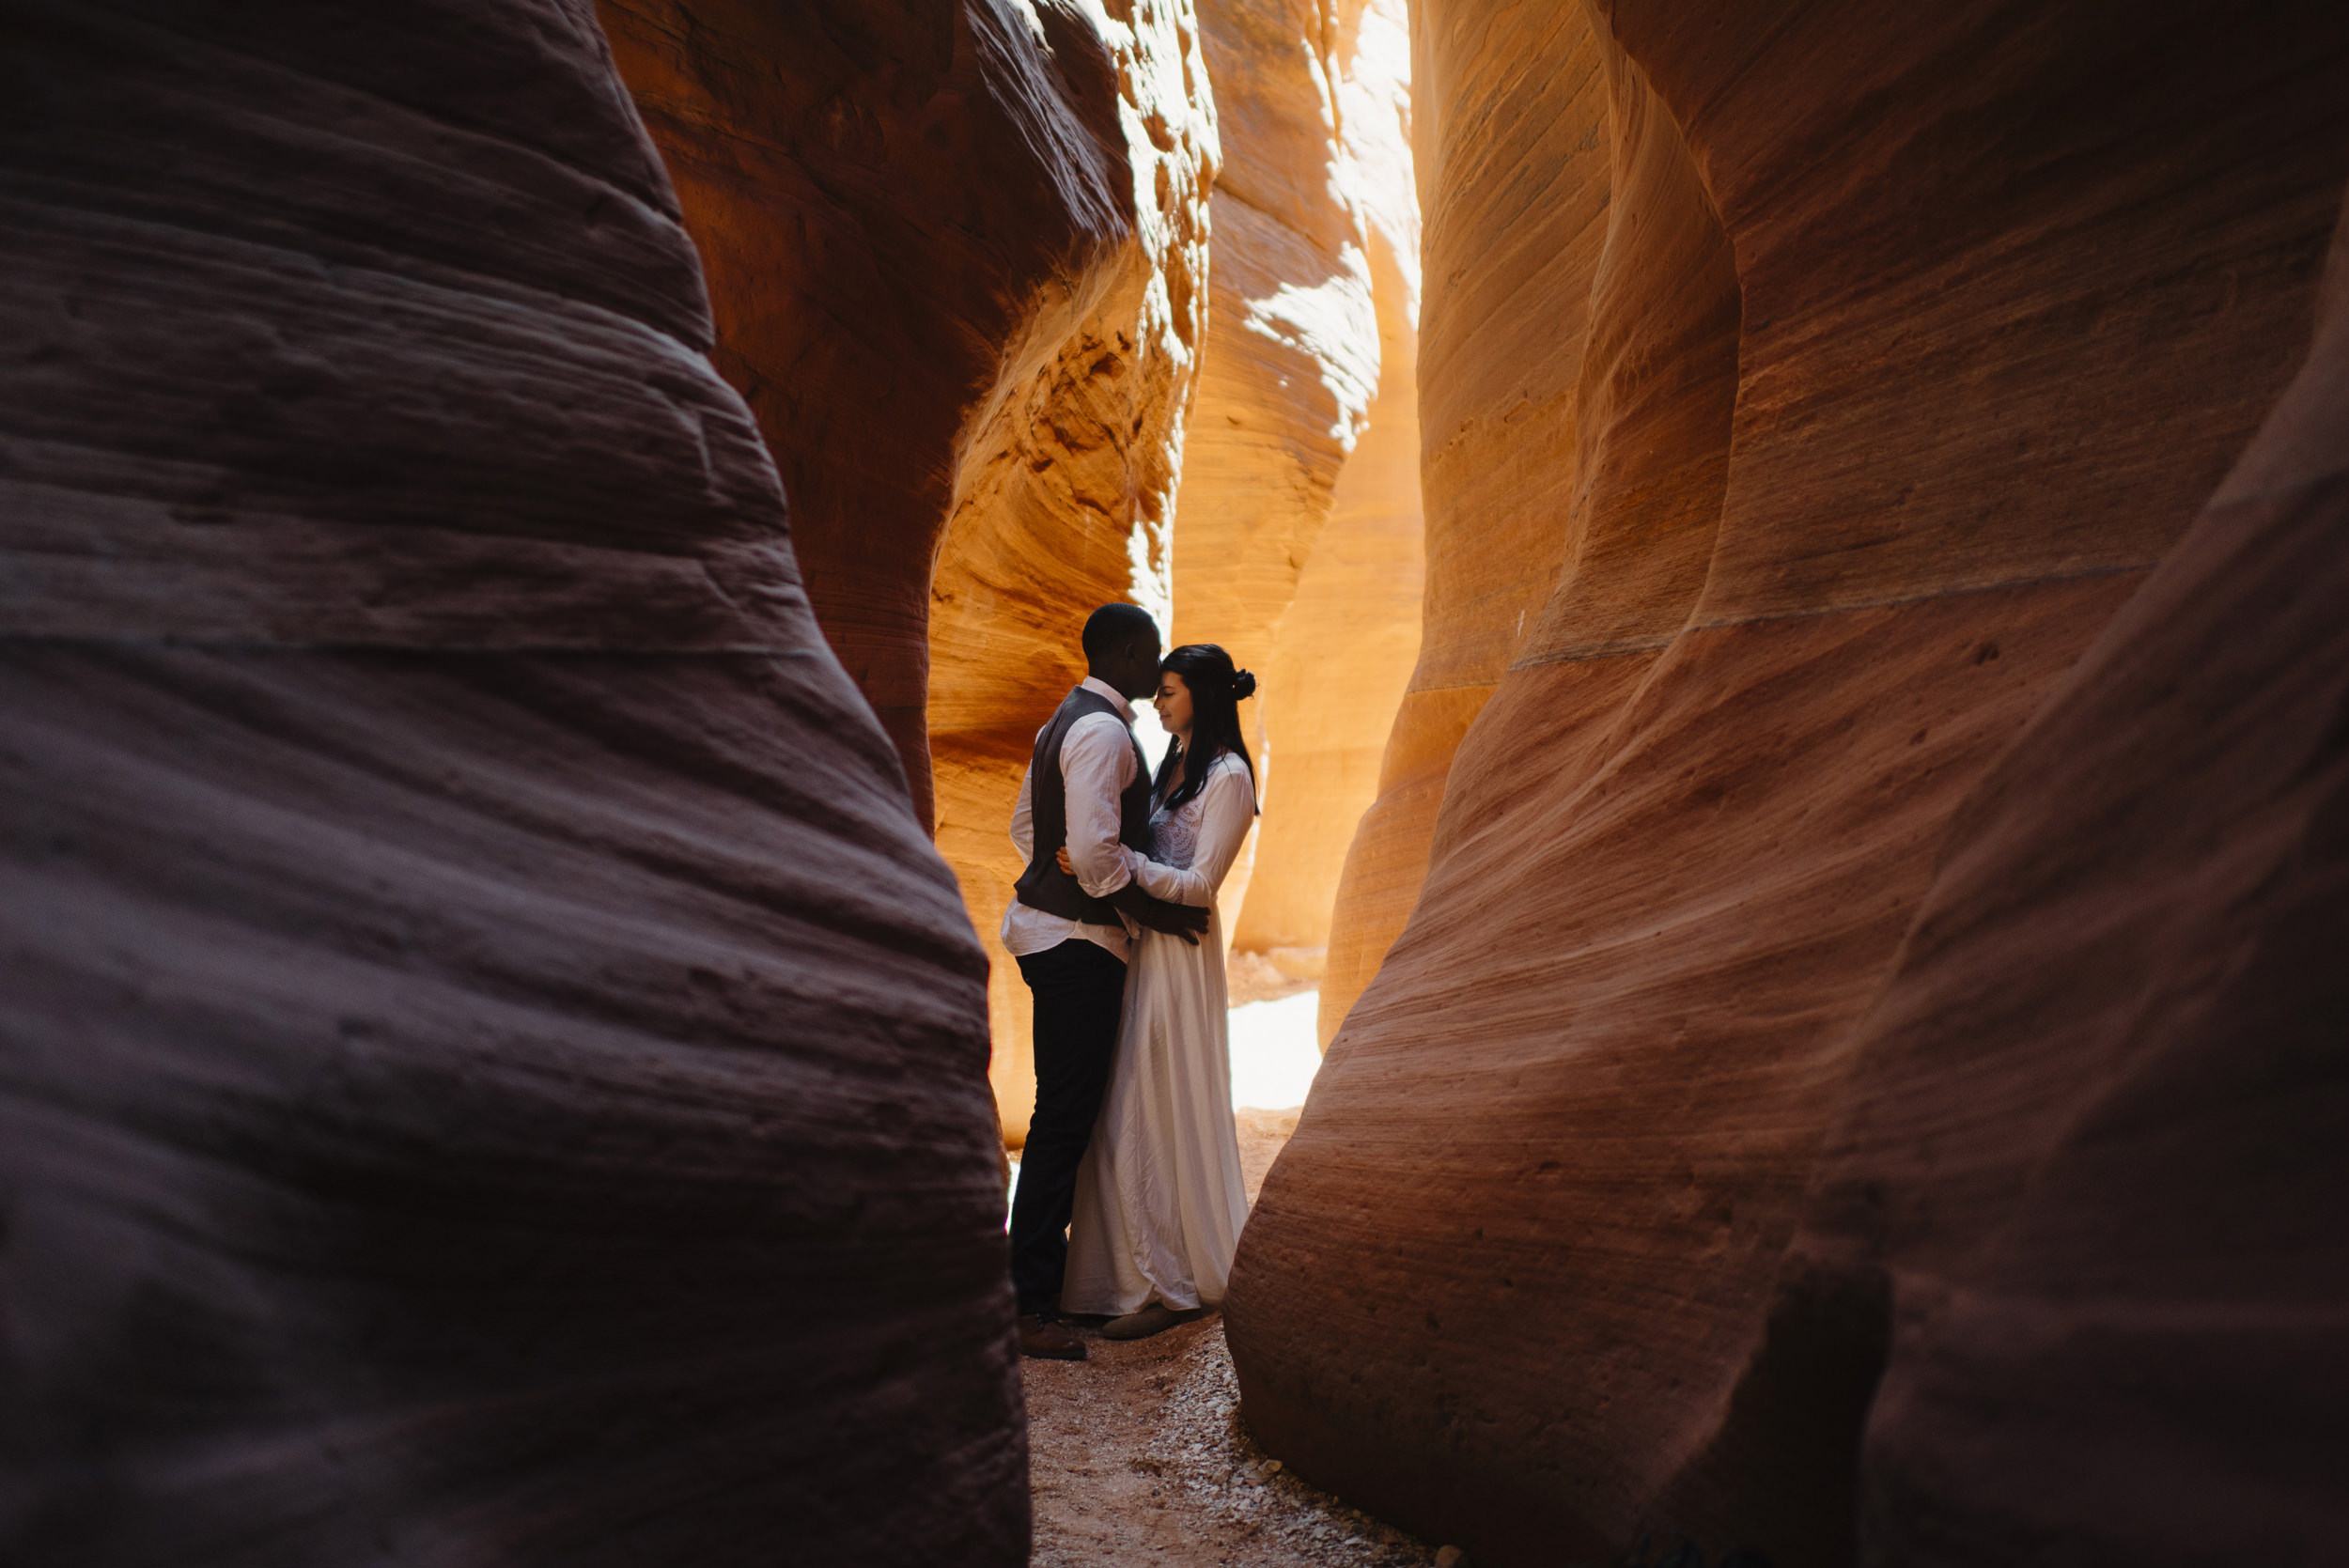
[{"x1": 1008, "y1": 938, "x2": 1128, "y2": 1317}]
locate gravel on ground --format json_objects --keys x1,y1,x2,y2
[{"x1": 1023, "y1": 1315, "x2": 1442, "y2": 1568}]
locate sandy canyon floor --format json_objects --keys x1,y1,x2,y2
[
  {"x1": 1018, "y1": 993, "x2": 1455, "y2": 1567},
  {"x1": 1023, "y1": 1317, "x2": 1442, "y2": 1568}
]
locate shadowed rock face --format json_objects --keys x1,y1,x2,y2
[
  {"x1": 1232, "y1": 3, "x2": 2349, "y2": 1562},
  {"x1": 599, "y1": 0, "x2": 1217, "y2": 1141},
  {"x1": 1797, "y1": 197, "x2": 2349, "y2": 1565},
  {"x1": 0, "y1": 3, "x2": 1020, "y2": 1561}
]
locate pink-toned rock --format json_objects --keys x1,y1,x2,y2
[
  {"x1": 1787, "y1": 193, "x2": 2349, "y2": 1567},
  {"x1": 0, "y1": 4, "x2": 1019, "y2": 1560},
  {"x1": 1232, "y1": 4, "x2": 2349, "y2": 1563}
]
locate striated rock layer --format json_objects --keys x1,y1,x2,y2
[
  {"x1": 1232, "y1": 3, "x2": 2349, "y2": 1562},
  {"x1": 1316, "y1": 3, "x2": 1611, "y2": 1043},
  {"x1": 0, "y1": 3, "x2": 1019, "y2": 1561},
  {"x1": 1786, "y1": 195, "x2": 2349, "y2": 1565},
  {"x1": 1231, "y1": 0, "x2": 1425, "y2": 979},
  {"x1": 1174, "y1": 0, "x2": 1381, "y2": 669},
  {"x1": 599, "y1": 0, "x2": 1217, "y2": 1139}
]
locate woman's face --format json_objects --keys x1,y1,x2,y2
[{"x1": 1153, "y1": 670, "x2": 1194, "y2": 737}]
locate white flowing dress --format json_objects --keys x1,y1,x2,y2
[{"x1": 1060, "y1": 752, "x2": 1256, "y2": 1315}]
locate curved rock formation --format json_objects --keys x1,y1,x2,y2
[
  {"x1": 1231, "y1": 0, "x2": 1425, "y2": 981},
  {"x1": 1787, "y1": 195, "x2": 2349, "y2": 1565},
  {"x1": 1233, "y1": 3, "x2": 2349, "y2": 1561},
  {"x1": 0, "y1": 4, "x2": 1019, "y2": 1561},
  {"x1": 602, "y1": 0, "x2": 1212, "y2": 828},
  {"x1": 599, "y1": 0, "x2": 1217, "y2": 1139},
  {"x1": 1161, "y1": 0, "x2": 1418, "y2": 964},
  {"x1": 1174, "y1": 0, "x2": 1382, "y2": 668},
  {"x1": 1316, "y1": 4, "x2": 1612, "y2": 1044}
]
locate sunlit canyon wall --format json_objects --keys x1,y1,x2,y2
[
  {"x1": 1312, "y1": 0, "x2": 1605, "y2": 1043},
  {"x1": 2, "y1": 3, "x2": 1021, "y2": 1563},
  {"x1": 603, "y1": 0, "x2": 1423, "y2": 1133},
  {"x1": 1163, "y1": 0, "x2": 1422, "y2": 991},
  {"x1": 1232, "y1": 3, "x2": 2349, "y2": 1564},
  {"x1": 598, "y1": 0, "x2": 1217, "y2": 1140},
  {"x1": 1222, "y1": 0, "x2": 1425, "y2": 985}
]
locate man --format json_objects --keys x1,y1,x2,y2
[{"x1": 1003, "y1": 603, "x2": 1208, "y2": 1361}]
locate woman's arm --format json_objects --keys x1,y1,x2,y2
[{"x1": 1128, "y1": 761, "x2": 1256, "y2": 907}]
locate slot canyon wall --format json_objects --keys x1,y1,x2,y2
[
  {"x1": 596, "y1": 0, "x2": 1218, "y2": 1138},
  {"x1": 0, "y1": 3, "x2": 1021, "y2": 1562},
  {"x1": 604, "y1": 0, "x2": 1431, "y2": 1132},
  {"x1": 1223, "y1": 0, "x2": 1426, "y2": 983},
  {"x1": 1166, "y1": 0, "x2": 1422, "y2": 985},
  {"x1": 1314, "y1": 4, "x2": 1610, "y2": 1043},
  {"x1": 1232, "y1": 3, "x2": 2349, "y2": 1564}
]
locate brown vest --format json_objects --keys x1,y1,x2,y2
[{"x1": 1013, "y1": 686, "x2": 1154, "y2": 925}]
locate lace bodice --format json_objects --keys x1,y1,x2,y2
[
  {"x1": 1148, "y1": 790, "x2": 1203, "y2": 869},
  {"x1": 1150, "y1": 753, "x2": 1245, "y2": 867},
  {"x1": 1131, "y1": 752, "x2": 1254, "y2": 906}
]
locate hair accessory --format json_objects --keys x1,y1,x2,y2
[{"x1": 1231, "y1": 667, "x2": 1258, "y2": 700}]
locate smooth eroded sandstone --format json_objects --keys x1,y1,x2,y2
[
  {"x1": 0, "y1": 4, "x2": 1019, "y2": 1560},
  {"x1": 1174, "y1": 0, "x2": 1382, "y2": 671},
  {"x1": 601, "y1": 0, "x2": 1217, "y2": 1140},
  {"x1": 1315, "y1": 1, "x2": 1611, "y2": 1044},
  {"x1": 1231, "y1": 0, "x2": 1425, "y2": 976},
  {"x1": 1233, "y1": 3, "x2": 2349, "y2": 1561},
  {"x1": 926, "y1": 0, "x2": 1217, "y2": 1139},
  {"x1": 1780, "y1": 194, "x2": 2349, "y2": 1566}
]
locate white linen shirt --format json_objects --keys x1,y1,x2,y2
[{"x1": 1003, "y1": 676, "x2": 1143, "y2": 964}]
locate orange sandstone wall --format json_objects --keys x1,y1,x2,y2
[
  {"x1": 600, "y1": 0, "x2": 1217, "y2": 1140},
  {"x1": 1316, "y1": 4, "x2": 1611, "y2": 1044},
  {"x1": 1174, "y1": 0, "x2": 1381, "y2": 666},
  {"x1": 1233, "y1": 0, "x2": 1425, "y2": 975},
  {"x1": 925, "y1": 8, "x2": 1218, "y2": 1143},
  {"x1": 1161, "y1": 0, "x2": 1382, "y2": 955},
  {"x1": 1231, "y1": 3, "x2": 2349, "y2": 1562}
]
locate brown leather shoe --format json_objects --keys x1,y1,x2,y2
[
  {"x1": 1099, "y1": 1301, "x2": 1207, "y2": 1341},
  {"x1": 1018, "y1": 1313, "x2": 1086, "y2": 1360}
]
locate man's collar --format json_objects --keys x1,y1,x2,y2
[{"x1": 1080, "y1": 674, "x2": 1135, "y2": 722}]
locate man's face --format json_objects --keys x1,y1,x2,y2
[{"x1": 1117, "y1": 636, "x2": 1162, "y2": 699}]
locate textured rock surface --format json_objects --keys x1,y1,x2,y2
[
  {"x1": 1231, "y1": 0, "x2": 1424, "y2": 973},
  {"x1": 1315, "y1": 6, "x2": 1611, "y2": 1044},
  {"x1": 1174, "y1": 0, "x2": 1383, "y2": 666},
  {"x1": 600, "y1": 0, "x2": 1217, "y2": 1140},
  {"x1": 1234, "y1": 3, "x2": 2349, "y2": 1562},
  {"x1": 1786, "y1": 195, "x2": 2349, "y2": 1566},
  {"x1": 0, "y1": 4, "x2": 1019, "y2": 1561},
  {"x1": 1164, "y1": 0, "x2": 1415, "y2": 956},
  {"x1": 925, "y1": 0, "x2": 1216, "y2": 1140}
]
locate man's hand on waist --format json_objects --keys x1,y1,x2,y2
[{"x1": 1109, "y1": 881, "x2": 1207, "y2": 945}]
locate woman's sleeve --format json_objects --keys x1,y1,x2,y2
[{"x1": 1128, "y1": 761, "x2": 1256, "y2": 907}]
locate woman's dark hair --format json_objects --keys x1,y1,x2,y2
[{"x1": 1153, "y1": 644, "x2": 1260, "y2": 814}]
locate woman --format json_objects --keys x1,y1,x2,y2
[{"x1": 1056, "y1": 644, "x2": 1260, "y2": 1338}]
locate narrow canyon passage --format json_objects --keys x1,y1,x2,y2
[
  {"x1": 6, "y1": 4, "x2": 2344, "y2": 1567},
  {"x1": 1019, "y1": 992, "x2": 1446, "y2": 1568},
  {"x1": 1026, "y1": 1320, "x2": 1439, "y2": 1568}
]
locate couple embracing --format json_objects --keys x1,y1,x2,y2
[{"x1": 1004, "y1": 603, "x2": 1260, "y2": 1361}]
